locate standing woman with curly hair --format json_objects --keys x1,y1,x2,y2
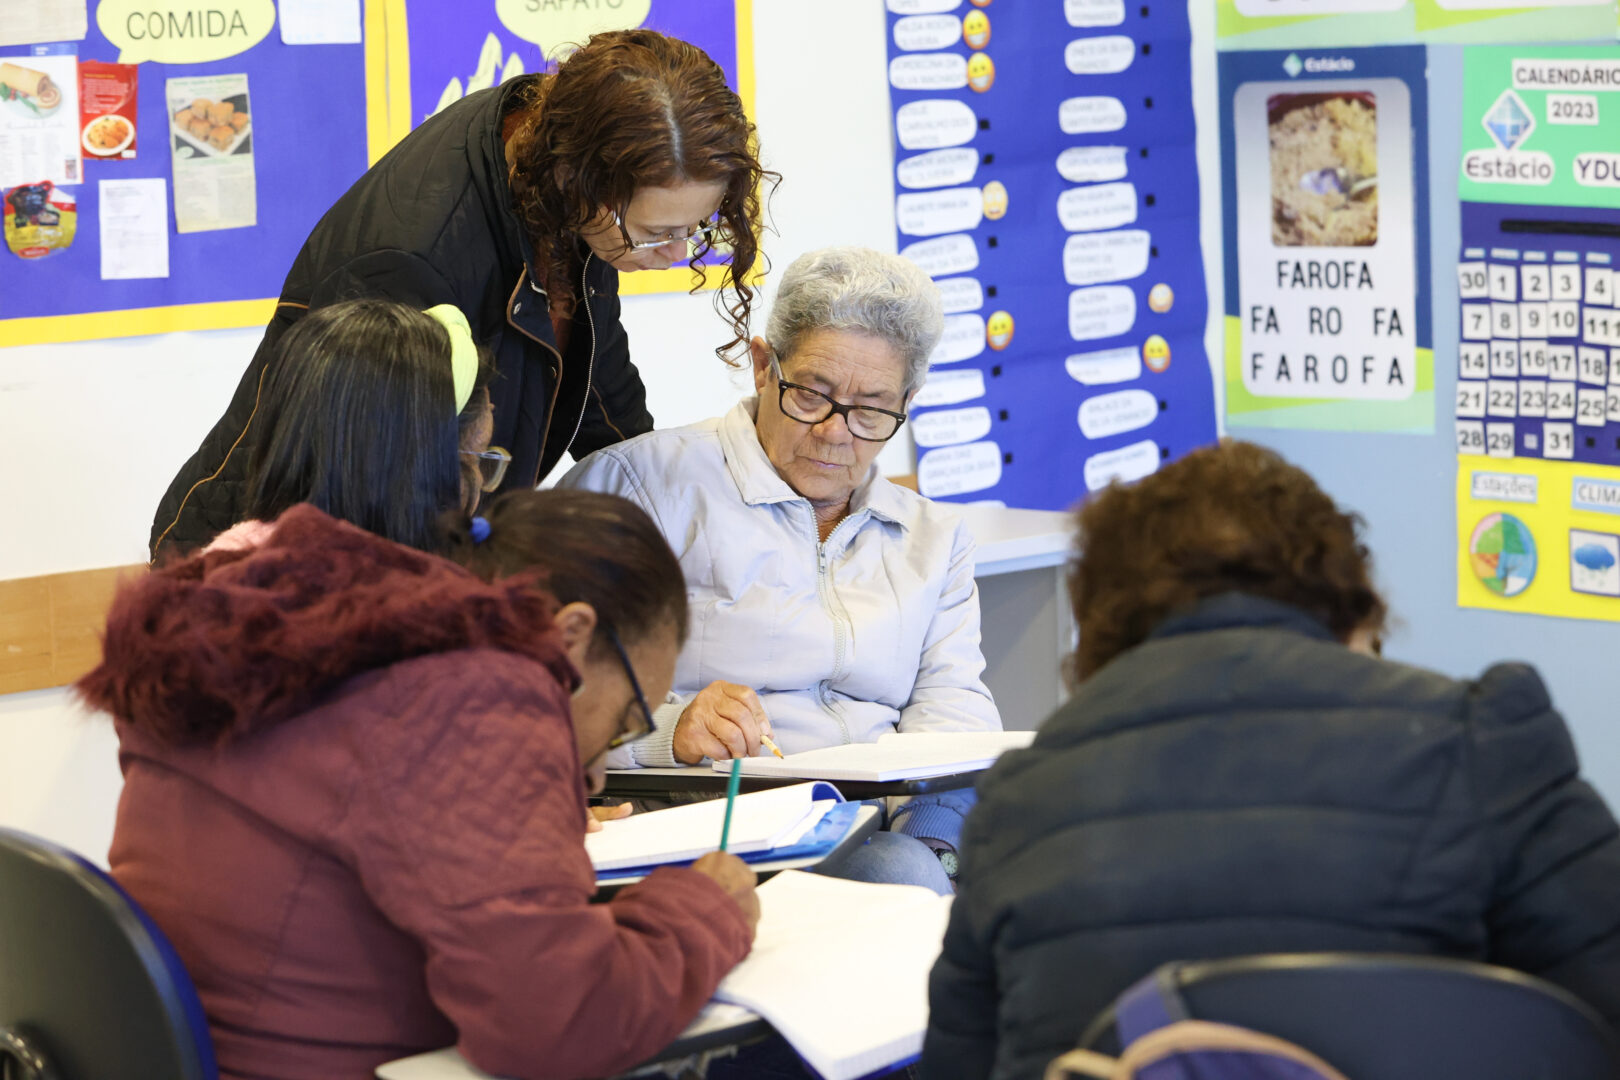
[{"x1": 151, "y1": 28, "x2": 773, "y2": 558}]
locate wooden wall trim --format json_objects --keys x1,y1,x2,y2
[{"x1": 0, "y1": 565, "x2": 145, "y2": 696}]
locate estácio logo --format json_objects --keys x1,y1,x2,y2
[{"x1": 1462, "y1": 89, "x2": 1553, "y2": 186}]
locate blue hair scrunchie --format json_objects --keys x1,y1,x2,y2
[{"x1": 469, "y1": 516, "x2": 491, "y2": 544}]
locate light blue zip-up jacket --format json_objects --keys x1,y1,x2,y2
[{"x1": 560, "y1": 399, "x2": 1001, "y2": 768}]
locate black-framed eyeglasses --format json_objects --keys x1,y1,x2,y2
[
  {"x1": 460, "y1": 445, "x2": 511, "y2": 493},
  {"x1": 604, "y1": 625, "x2": 656, "y2": 750},
  {"x1": 612, "y1": 208, "x2": 728, "y2": 254},
  {"x1": 768, "y1": 348, "x2": 908, "y2": 442}
]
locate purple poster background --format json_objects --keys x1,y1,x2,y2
[{"x1": 402, "y1": 2, "x2": 741, "y2": 132}]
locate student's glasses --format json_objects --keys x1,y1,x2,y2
[
  {"x1": 604, "y1": 625, "x2": 656, "y2": 750},
  {"x1": 768, "y1": 349, "x2": 908, "y2": 442},
  {"x1": 460, "y1": 446, "x2": 511, "y2": 493},
  {"x1": 612, "y1": 208, "x2": 728, "y2": 254}
]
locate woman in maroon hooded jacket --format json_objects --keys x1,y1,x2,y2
[{"x1": 79, "y1": 490, "x2": 758, "y2": 1080}]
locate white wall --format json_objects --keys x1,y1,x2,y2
[
  {"x1": 0, "y1": 1, "x2": 909, "y2": 862},
  {"x1": 9, "y1": 4, "x2": 1612, "y2": 867}
]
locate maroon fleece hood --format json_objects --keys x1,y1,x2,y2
[{"x1": 78, "y1": 504, "x2": 577, "y2": 746}]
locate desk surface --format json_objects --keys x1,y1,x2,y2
[
  {"x1": 601, "y1": 765, "x2": 982, "y2": 802},
  {"x1": 958, "y1": 505, "x2": 1071, "y2": 578},
  {"x1": 376, "y1": 1002, "x2": 770, "y2": 1080}
]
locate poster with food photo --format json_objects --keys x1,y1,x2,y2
[
  {"x1": 0, "y1": 54, "x2": 82, "y2": 188},
  {"x1": 1268, "y1": 92, "x2": 1378, "y2": 248},
  {"x1": 80, "y1": 60, "x2": 138, "y2": 160},
  {"x1": 1220, "y1": 45, "x2": 1433, "y2": 434},
  {"x1": 166, "y1": 73, "x2": 257, "y2": 233}
]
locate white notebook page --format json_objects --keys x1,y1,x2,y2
[{"x1": 714, "y1": 871, "x2": 953, "y2": 1080}]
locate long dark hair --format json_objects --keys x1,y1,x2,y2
[
  {"x1": 448, "y1": 489, "x2": 689, "y2": 652},
  {"x1": 246, "y1": 299, "x2": 490, "y2": 553},
  {"x1": 504, "y1": 28, "x2": 778, "y2": 364}
]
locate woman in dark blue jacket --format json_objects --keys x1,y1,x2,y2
[{"x1": 923, "y1": 441, "x2": 1620, "y2": 1080}]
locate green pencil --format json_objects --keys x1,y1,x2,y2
[{"x1": 718, "y1": 756, "x2": 743, "y2": 852}]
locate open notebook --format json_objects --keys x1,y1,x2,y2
[
  {"x1": 715, "y1": 871, "x2": 953, "y2": 1080},
  {"x1": 714, "y1": 730, "x2": 1037, "y2": 782},
  {"x1": 585, "y1": 781, "x2": 847, "y2": 876}
]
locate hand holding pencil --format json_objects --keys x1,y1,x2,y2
[
  {"x1": 672, "y1": 680, "x2": 780, "y2": 765},
  {"x1": 691, "y1": 756, "x2": 761, "y2": 931}
]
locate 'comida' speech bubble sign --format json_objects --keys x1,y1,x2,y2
[
  {"x1": 99, "y1": 0, "x2": 275, "y2": 64},
  {"x1": 496, "y1": 0, "x2": 651, "y2": 61}
]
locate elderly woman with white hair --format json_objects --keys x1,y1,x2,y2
[{"x1": 561, "y1": 246, "x2": 1000, "y2": 891}]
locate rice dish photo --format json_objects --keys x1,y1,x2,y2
[{"x1": 1268, "y1": 93, "x2": 1378, "y2": 248}]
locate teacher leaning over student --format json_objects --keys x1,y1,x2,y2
[{"x1": 151, "y1": 28, "x2": 772, "y2": 557}]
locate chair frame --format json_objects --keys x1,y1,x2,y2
[
  {"x1": 1079, "y1": 951, "x2": 1620, "y2": 1061},
  {"x1": 0, "y1": 829, "x2": 216, "y2": 1080}
]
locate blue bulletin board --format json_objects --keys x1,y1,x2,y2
[
  {"x1": 388, "y1": 0, "x2": 752, "y2": 298},
  {"x1": 2, "y1": 0, "x2": 751, "y2": 348},
  {"x1": 885, "y1": 0, "x2": 1219, "y2": 512},
  {"x1": 1, "y1": 5, "x2": 385, "y2": 347}
]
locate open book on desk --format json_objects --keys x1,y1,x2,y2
[
  {"x1": 714, "y1": 871, "x2": 953, "y2": 1080},
  {"x1": 713, "y1": 729, "x2": 1037, "y2": 782},
  {"x1": 586, "y1": 781, "x2": 851, "y2": 878}
]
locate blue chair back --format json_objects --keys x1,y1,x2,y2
[
  {"x1": 0, "y1": 828, "x2": 217, "y2": 1080},
  {"x1": 1081, "y1": 953, "x2": 1619, "y2": 1080}
]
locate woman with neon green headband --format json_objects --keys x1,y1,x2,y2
[{"x1": 202, "y1": 298, "x2": 504, "y2": 556}]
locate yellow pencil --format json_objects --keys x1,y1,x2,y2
[{"x1": 761, "y1": 734, "x2": 785, "y2": 760}]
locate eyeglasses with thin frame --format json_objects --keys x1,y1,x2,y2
[
  {"x1": 612, "y1": 208, "x2": 728, "y2": 253},
  {"x1": 604, "y1": 624, "x2": 656, "y2": 750},
  {"x1": 768, "y1": 348, "x2": 908, "y2": 443},
  {"x1": 460, "y1": 446, "x2": 511, "y2": 492}
]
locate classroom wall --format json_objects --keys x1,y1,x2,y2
[
  {"x1": 1217, "y1": 46, "x2": 1620, "y2": 805},
  {"x1": 0, "y1": 1, "x2": 908, "y2": 862},
  {"x1": 3, "y1": 6, "x2": 1615, "y2": 865}
]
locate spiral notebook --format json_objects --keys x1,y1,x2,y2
[
  {"x1": 714, "y1": 871, "x2": 954, "y2": 1080},
  {"x1": 714, "y1": 730, "x2": 1036, "y2": 782}
]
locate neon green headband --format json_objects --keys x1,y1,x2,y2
[{"x1": 423, "y1": 303, "x2": 478, "y2": 414}]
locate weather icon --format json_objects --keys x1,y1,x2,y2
[{"x1": 1574, "y1": 543, "x2": 1616, "y2": 572}]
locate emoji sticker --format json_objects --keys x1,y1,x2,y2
[
  {"x1": 963, "y1": 10, "x2": 990, "y2": 49},
  {"x1": 1142, "y1": 334, "x2": 1170, "y2": 372},
  {"x1": 987, "y1": 310, "x2": 1014, "y2": 350},
  {"x1": 1147, "y1": 283, "x2": 1173, "y2": 313},
  {"x1": 967, "y1": 52, "x2": 995, "y2": 93},
  {"x1": 982, "y1": 180, "x2": 1008, "y2": 221}
]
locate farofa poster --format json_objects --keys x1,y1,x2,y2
[{"x1": 1219, "y1": 46, "x2": 1434, "y2": 434}]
